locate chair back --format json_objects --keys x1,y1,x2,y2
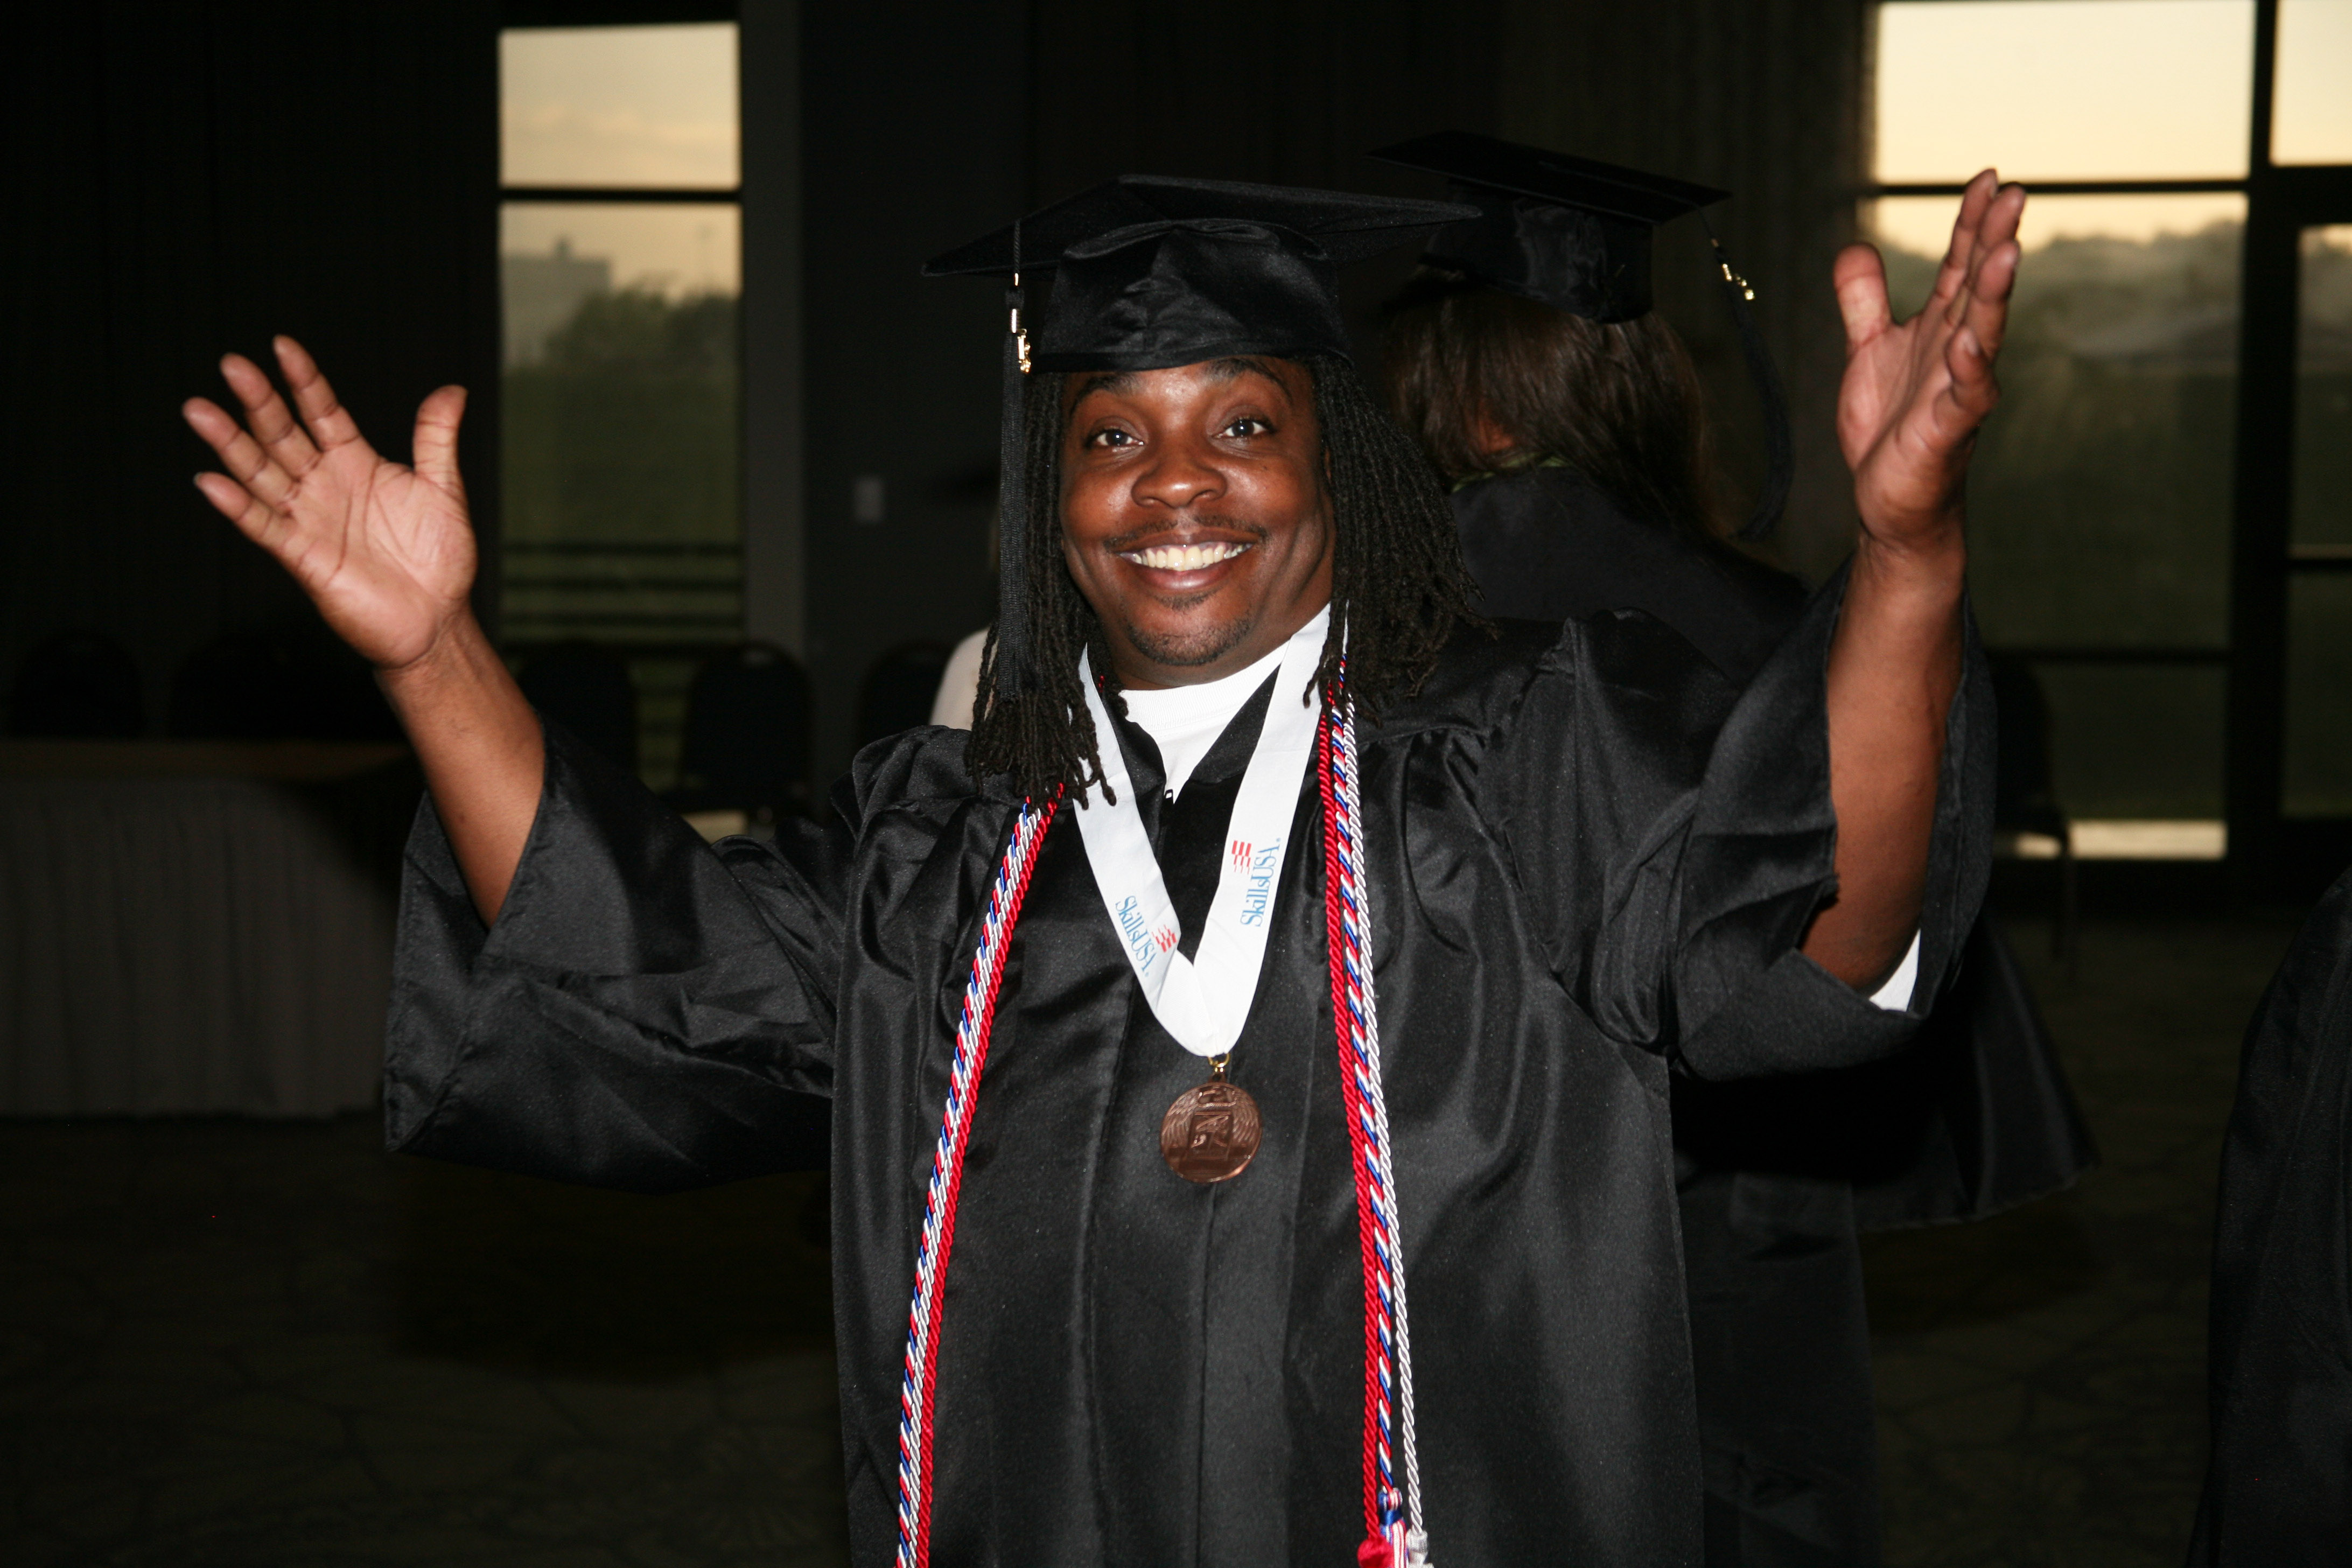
[
  {"x1": 518, "y1": 642, "x2": 639, "y2": 773},
  {"x1": 165, "y1": 632, "x2": 397, "y2": 740},
  {"x1": 678, "y1": 642, "x2": 811, "y2": 814},
  {"x1": 858, "y1": 641, "x2": 953, "y2": 748},
  {"x1": 9, "y1": 630, "x2": 143, "y2": 737},
  {"x1": 1987, "y1": 652, "x2": 2065, "y2": 836}
]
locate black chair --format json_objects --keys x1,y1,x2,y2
[
  {"x1": 857, "y1": 640, "x2": 953, "y2": 749},
  {"x1": 1988, "y1": 652, "x2": 2077, "y2": 969},
  {"x1": 166, "y1": 631, "x2": 401, "y2": 740},
  {"x1": 9, "y1": 630, "x2": 143, "y2": 737},
  {"x1": 669, "y1": 641, "x2": 813, "y2": 821},
  {"x1": 517, "y1": 642, "x2": 638, "y2": 774},
  {"x1": 167, "y1": 633, "x2": 295, "y2": 738}
]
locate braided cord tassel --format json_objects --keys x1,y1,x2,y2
[
  {"x1": 1320, "y1": 683, "x2": 1429, "y2": 1568},
  {"x1": 895, "y1": 794, "x2": 1060, "y2": 1568}
]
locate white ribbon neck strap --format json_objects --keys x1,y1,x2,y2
[{"x1": 1072, "y1": 633, "x2": 1326, "y2": 1060}]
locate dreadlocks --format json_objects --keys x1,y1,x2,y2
[{"x1": 965, "y1": 354, "x2": 1483, "y2": 804}]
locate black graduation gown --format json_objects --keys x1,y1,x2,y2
[
  {"x1": 1452, "y1": 464, "x2": 1810, "y2": 684},
  {"x1": 2187, "y1": 865, "x2": 2352, "y2": 1566},
  {"x1": 382, "y1": 579, "x2": 1993, "y2": 1568},
  {"x1": 1453, "y1": 466, "x2": 2095, "y2": 1567}
]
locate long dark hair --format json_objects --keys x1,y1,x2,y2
[
  {"x1": 965, "y1": 354, "x2": 1482, "y2": 804},
  {"x1": 1384, "y1": 267, "x2": 1725, "y2": 547}
]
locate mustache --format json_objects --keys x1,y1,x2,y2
[{"x1": 1096, "y1": 513, "x2": 1270, "y2": 554}]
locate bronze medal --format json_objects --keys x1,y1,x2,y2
[{"x1": 1160, "y1": 1070, "x2": 1262, "y2": 1184}]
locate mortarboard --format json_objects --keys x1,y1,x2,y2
[
  {"x1": 925, "y1": 177, "x2": 1475, "y2": 697},
  {"x1": 1369, "y1": 130, "x2": 1793, "y2": 541}
]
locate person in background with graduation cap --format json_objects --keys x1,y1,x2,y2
[
  {"x1": 181, "y1": 164, "x2": 2020, "y2": 1566},
  {"x1": 1374, "y1": 132, "x2": 2094, "y2": 1567},
  {"x1": 1375, "y1": 132, "x2": 1810, "y2": 678}
]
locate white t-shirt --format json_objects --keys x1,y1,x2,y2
[
  {"x1": 1118, "y1": 609, "x2": 1329, "y2": 801},
  {"x1": 930, "y1": 628, "x2": 989, "y2": 729}
]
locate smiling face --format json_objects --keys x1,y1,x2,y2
[{"x1": 1058, "y1": 356, "x2": 1334, "y2": 690}]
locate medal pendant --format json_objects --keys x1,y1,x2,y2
[{"x1": 1160, "y1": 1059, "x2": 1262, "y2": 1184}]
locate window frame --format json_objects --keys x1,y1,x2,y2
[
  {"x1": 1870, "y1": 0, "x2": 2352, "y2": 888},
  {"x1": 494, "y1": 10, "x2": 751, "y2": 791},
  {"x1": 496, "y1": 12, "x2": 746, "y2": 661}
]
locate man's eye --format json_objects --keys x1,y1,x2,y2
[
  {"x1": 1222, "y1": 417, "x2": 1268, "y2": 438},
  {"x1": 1087, "y1": 429, "x2": 1136, "y2": 449}
]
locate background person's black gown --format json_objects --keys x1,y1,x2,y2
[
  {"x1": 1454, "y1": 464, "x2": 2095, "y2": 1568},
  {"x1": 383, "y1": 579, "x2": 1992, "y2": 1568},
  {"x1": 2187, "y1": 864, "x2": 2352, "y2": 1566}
]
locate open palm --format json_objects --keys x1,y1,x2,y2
[
  {"x1": 183, "y1": 337, "x2": 475, "y2": 671},
  {"x1": 1835, "y1": 170, "x2": 2025, "y2": 546}
]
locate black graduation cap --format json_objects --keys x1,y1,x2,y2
[
  {"x1": 1370, "y1": 131, "x2": 1726, "y2": 323},
  {"x1": 1369, "y1": 130, "x2": 1793, "y2": 541},
  {"x1": 926, "y1": 176, "x2": 1473, "y2": 370},
  {"x1": 924, "y1": 177, "x2": 1475, "y2": 699}
]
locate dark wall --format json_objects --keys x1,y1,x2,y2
[
  {"x1": 1496, "y1": 0, "x2": 1875, "y2": 579},
  {"x1": 1, "y1": 5, "x2": 501, "y2": 731},
  {"x1": 795, "y1": 3, "x2": 1031, "y2": 780},
  {"x1": 1026, "y1": 1, "x2": 1503, "y2": 195},
  {"x1": 1026, "y1": 0, "x2": 1506, "y2": 382}
]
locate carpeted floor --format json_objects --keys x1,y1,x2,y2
[
  {"x1": 1, "y1": 1122, "x2": 845, "y2": 1566},
  {"x1": 1867, "y1": 909, "x2": 2304, "y2": 1568},
  {"x1": 0, "y1": 909, "x2": 2309, "y2": 1566}
]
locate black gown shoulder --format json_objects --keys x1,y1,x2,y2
[{"x1": 1452, "y1": 465, "x2": 1807, "y2": 682}]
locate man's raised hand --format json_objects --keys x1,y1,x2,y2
[
  {"x1": 1833, "y1": 169, "x2": 2025, "y2": 552},
  {"x1": 183, "y1": 337, "x2": 476, "y2": 672},
  {"x1": 186, "y1": 336, "x2": 542, "y2": 921}
]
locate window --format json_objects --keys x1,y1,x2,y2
[
  {"x1": 2272, "y1": 0, "x2": 2352, "y2": 165},
  {"x1": 1876, "y1": 1, "x2": 2255, "y2": 183},
  {"x1": 2284, "y1": 226, "x2": 2352, "y2": 813},
  {"x1": 1873, "y1": 0, "x2": 2352, "y2": 873},
  {"x1": 498, "y1": 22, "x2": 741, "y2": 787}
]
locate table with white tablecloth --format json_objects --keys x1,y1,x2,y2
[{"x1": 0, "y1": 741, "x2": 416, "y2": 1117}]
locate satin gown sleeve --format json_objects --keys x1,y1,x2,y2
[
  {"x1": 381, "y1": 717, "x2": 897, "y2": 1193},
  {"x1": 1487, "y1": 562, "x2": 1995, "y2": 1079}
]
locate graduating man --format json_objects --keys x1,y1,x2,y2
[{"x1": 182, "y1": 172, "x2": 2022, "y2": 1567}]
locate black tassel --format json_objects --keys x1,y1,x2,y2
[
  {"x1": 995, "y1": 299, "x2": 1031, "y2": 695},
  {"x1": 1703, "y1": 221, "x2": 1794, "y2": 543},
  {"x1": 995, "y1": 220, "x2": 1032, "y2": 695}
]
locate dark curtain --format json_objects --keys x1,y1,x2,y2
[{"x1": 1, "y1": 3, "x2": 501, "y2": 728}]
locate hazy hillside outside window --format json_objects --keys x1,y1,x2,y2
[
  {"x1": 498, "y1": 24, "x2": 741, "y2": 788},
  {"x1": 2285, "y1": 227, "x2": 2352, "y2": 814},
  {"x1": 1875, "y1": 2, "x2": 2254, "y2": 825}
]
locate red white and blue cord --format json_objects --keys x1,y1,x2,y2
[
  {"x1": 894, "y1": 793, "x2": 1059, "y2": 1568},
  {"x1": 892, "y1": 683, "x2": 1429, "y2": 1568},
  {"x1": 1320, "y1": 683, "x2": 1427, "y2": 1568}
]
